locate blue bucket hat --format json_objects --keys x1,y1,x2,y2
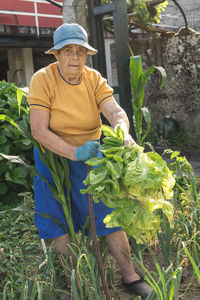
[{"x1": 46, "y1": 23, "x2": 98, "y2": 55}]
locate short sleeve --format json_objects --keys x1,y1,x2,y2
[
  {"x1": 94, "y1": 72, "x2": 114, "y2": 108},
  {"x1": 27, "y1": 69, "x2": 52, "y2": 112}
]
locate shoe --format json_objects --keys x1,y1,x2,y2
[{"x1": 122, "y1": 278, "x2": 153, "y2": 300}]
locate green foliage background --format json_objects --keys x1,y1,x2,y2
[
  {"x1": 132, "y1": 0, "x2": 168, "y2": 24},
  {"x1": 102, "y1": 0, "x2": 168, "y2": 25},
  {"x1": 0, "y1": 81, "x2": 34, "y2": 205}
]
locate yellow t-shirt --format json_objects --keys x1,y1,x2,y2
[{"x1": 28, "y1": 62, "x2": 113, "y2": 146}]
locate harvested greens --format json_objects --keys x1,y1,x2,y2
[{"x1": 81, "y1": 125, "x2": 175, "y2": 243}]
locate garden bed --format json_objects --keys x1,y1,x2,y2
[{"x1": 0, "y1": 192, "x2": 199, "y2": 299}]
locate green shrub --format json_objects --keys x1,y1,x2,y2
[{"x1": 0, "y1": 81, "x2": 34, "y2": 206}]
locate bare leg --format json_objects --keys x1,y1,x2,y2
[
  {"x1": 106, "y1": 230, "x2": 140, "y2": 284},
  {"x1": 53, "y1": 233, "x2": 74, "y2": 287},
  {"x1": 54, "y1": 233, "x2": 71, "y2": 255}
]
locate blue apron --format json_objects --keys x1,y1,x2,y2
[{"x1": 33, "y1": 147, "x2": 120, "y2": 239}]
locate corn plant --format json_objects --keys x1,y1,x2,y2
[{"x1": 129, "y1": 49, "x2": 166, "y2": 146}]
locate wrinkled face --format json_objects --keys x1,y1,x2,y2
[{"x1": 55, "y1": 44, "x2": 87, "y2": 83}]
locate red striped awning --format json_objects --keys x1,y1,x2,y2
[{"x1": 0, "y1": 0, "x2": 63, "y2": 28}]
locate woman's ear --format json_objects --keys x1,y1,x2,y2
[{"x1": 53, "y1": 50, "x2": 59, "y2": 60}]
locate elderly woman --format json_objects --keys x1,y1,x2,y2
[{"x1": 28, "y1": 23, "x2": 152, "y2": 299}]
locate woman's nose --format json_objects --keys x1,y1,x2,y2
[{"x1": 71, "y1": 51, "x2": 78, "y2": 58}]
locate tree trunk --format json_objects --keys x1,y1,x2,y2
[
  {"x1": 62, "y1": 0, "x2": 88, "y2": 31},
  {"x1": 62, "y1": 0, "x2": 92, "y2": 66}
]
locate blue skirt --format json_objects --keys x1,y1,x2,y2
[{"x1": 34, "y1": 147, "x2": 120, "y2": 239}]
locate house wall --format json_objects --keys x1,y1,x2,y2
[
  {"x1": 0, "y1": 0, "x2": 62, "y2": 85},
  {"x1": 0, "y1": 47, "x2": 55, "y2": 86}
]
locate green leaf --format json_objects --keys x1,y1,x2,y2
[
  {"x1": 0, "y1": 152, "x2": 51, "y2": 186},
  {"x1": 115, "y1": 125, "x2": 124, "y2": 141},
  {"x1": 88, "y1": 169, "x2": 108, "y2": 185},
  {"x1": 129, "y1": 52, "x2": 166, "y2": 146},
  {"x1": 124, "y1": 151, "x2": 170, "y2": 200},
  {"x1": 0, "y1": 135, "x2": 7, "y2": 145},
  {"x1": 0, "y1": 114, "x2": 37, "y2": 148},
  {"x1": 101, "y1": 125, "x2": 117, "y2": 138},
  {"x1": 101, "y1": 146, "x2": 124, "y2": 154},
  {"x1": 129, "y1": 55, "x2": 143, "y2": 98},
  {"x1": 154, "y1": 66, "x2": 167, "y2": 91},
  {"x1": 104, "y1": 153, "x2": 123, "y2": 162},
  {"x1": 85, "y1": 157, "x2": 107, "y2": 166},
  {"x1": 106, "y1": 160, "x2": 122, "y2": 179},
  {"x1": 104, "y1": 200, "x2": 160, "y2": 244},
  {"x1": 102, "y1": 136, "x2": 123, "y2": 146},
  {"x1": 0, "y1": 182, "x2": 8, "y2": 195},
  {"x1": 16, "y1": 89, "x2": 23, "y2": 116},
  {"x1": 183, "y1": 242, "x2": 200, "y2": 284},
  {"x1": 141, "y1": 107, "x2": 151, "y2": 143}
]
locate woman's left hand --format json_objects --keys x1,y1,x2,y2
[{"x1": 123, "y1": 132, "x2": 136, "y2": 147}]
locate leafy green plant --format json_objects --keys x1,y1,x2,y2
[
  {"x1": 82, "y1": 125, "x2": 175, "y2": 244},
  {"x1": 0, "y1": 81, "x2": 33, "y2": 205},
  {"x1": 129, "y1": 50, "x2": 166, "y2": 147},
  {"x1": 131, "y1": 0, "x2": 168, "y2": 24},
  {"x1": 102, "y1": 0, "x2": 169, "y2": 30}
]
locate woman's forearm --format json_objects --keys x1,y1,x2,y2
[
  {"x1": 30, "y1": 109, "x2": 77, "y2": 160},
  {"x1": 101, "y1": 99, "x2": 130, "y2": 132},
  {"x1": 32, "y1": 127, "x2": 77, "y2": 160},
  {"x1": 101, "y1": 99, "x2": 135, "y2": 146}
]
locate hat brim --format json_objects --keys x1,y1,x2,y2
[{"x1": 45, "y1": 38, "x2": 98, "y2": 55}]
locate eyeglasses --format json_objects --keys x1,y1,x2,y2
[{"x1": 60, "y1": 46, "x2": 87, "y2": 57}]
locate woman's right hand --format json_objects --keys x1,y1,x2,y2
[{"x1": 75, "y1": 139, "x2": 99, "y2": 161}]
